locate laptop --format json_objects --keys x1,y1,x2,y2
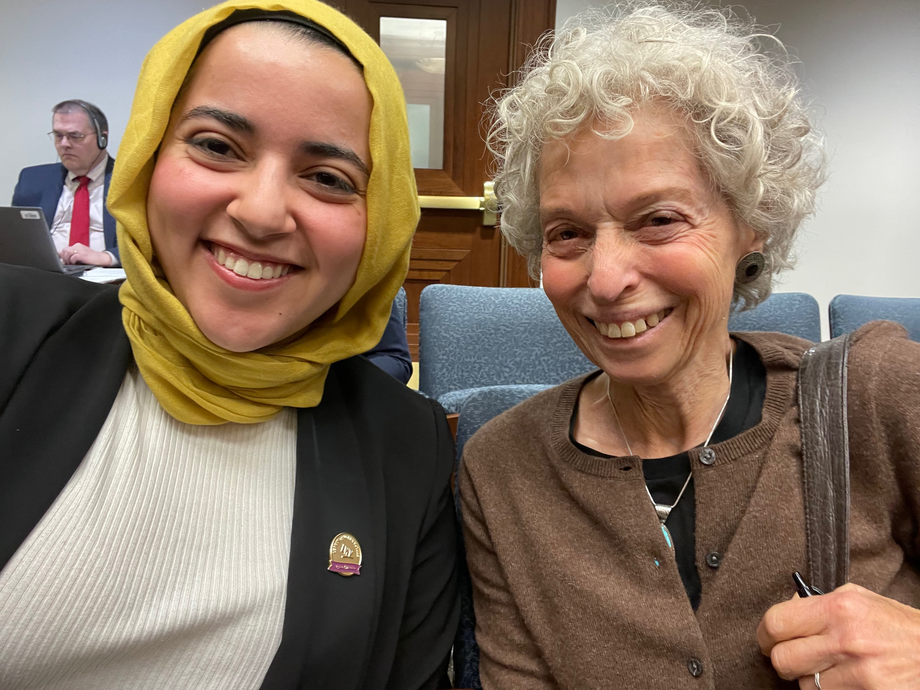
[{"x1": 0, "y1": 206, "x2": 89, "y2": 276}]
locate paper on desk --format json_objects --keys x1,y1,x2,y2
[{"x1": 80, "y1": 268, "x2": 128, "y2": 284}]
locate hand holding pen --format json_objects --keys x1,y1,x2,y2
[
  {"x1": 757, "y1": 572, "x2": 920, "y2": 689},
  {"x1": 791, "y1": 573, "x2": 825, "y2": 688}
]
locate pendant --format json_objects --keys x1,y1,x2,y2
[
  {"x1": 661, "y1": 523, "x2": 674, "y2": 549},
  {"x1": 654, "y1": 503, "x2": 675, "y2": 548}
]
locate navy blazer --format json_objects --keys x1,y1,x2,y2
[
  {"x1": 368, "y1": 299, "x2": 413, "y2": 384},
  {"x1": 0, "y1": 264, "x2": 458, "y2": 689},
  {"x1": 11, "y1": 157, "x2": 119, "y2": 263}
]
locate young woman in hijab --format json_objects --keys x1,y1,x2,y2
[{"x1": 0, "y1": 2, "x2": 458, "y2": 688}]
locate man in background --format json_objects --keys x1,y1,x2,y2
[{"x1": 12, "y1": 100, "x2": 119, "y2": 267}]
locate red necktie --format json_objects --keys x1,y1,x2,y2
[{"x1": 69, "y1": 175, "x2": 90, "y2": 247}]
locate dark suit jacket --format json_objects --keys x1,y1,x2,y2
[
  {"x1": 0, "y1": 264, "x2": 458, "y2": 689},
  {"x1": 11, "y1": 157, "x2": 119, "y2": 263},
  {"x1": 368, "y1": 299, "x2": 413, "y2": 384}
]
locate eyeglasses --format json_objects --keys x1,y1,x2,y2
[{"x1": 48, "y1": 131, "x2": 92, "y2": 144}]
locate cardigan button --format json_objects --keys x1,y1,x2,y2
[
  {"x1": 700, "y1": 448, "x2": 716, "y2": 465},
  {"x1": 687, "y1": 657, "x2": 704, "y2": 677},
  {"x1": 706, "y1": 551, "x2": 722, "y2": 569}
]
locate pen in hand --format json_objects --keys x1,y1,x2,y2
[{"x1": 792, "y1": 571, "x2": 825, "y2": 597}]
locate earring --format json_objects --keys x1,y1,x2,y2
[{"x1": 735, "y1": 251, "x2": 765, "y2": 284}]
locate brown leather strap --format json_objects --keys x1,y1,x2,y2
[{"x1": 797, "y1": 334, "x2": 851, "y2": 593}]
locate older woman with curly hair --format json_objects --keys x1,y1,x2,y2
[{"x1": 459, "y1": 3, "x2": 920, "y2": 688}]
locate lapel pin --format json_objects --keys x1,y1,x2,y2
[{"x1": 328, "y1": 532, "x2": 362, "y2": 577}]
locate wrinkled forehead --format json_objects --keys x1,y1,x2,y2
[{"x1": 52, "y1": 109, "x2": 93, "y2": 131}]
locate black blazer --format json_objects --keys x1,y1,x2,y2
[
  {"x1": 11, "y1": 157, "x2": 120, "y2": 263},
  {"x1": 0, "y1": 264, "x2": 459, "y2": 689}
]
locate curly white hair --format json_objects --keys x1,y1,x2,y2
[{"x1": 488, "y1": 1, "x2": 826, "y2": 308}]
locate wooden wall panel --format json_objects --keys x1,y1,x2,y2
[{"x1": 345, "y1": 0, "x2": 556, "y2": 355}]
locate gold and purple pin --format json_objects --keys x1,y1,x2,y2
[{"x1": 328, "y1": 532, "x2": 362, "y2": 577}]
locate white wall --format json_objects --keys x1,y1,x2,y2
[
  {"x1": 555, "y1": 0, "x2": 920, "y2": 336},
  {"x1": 0, "y1": 0, "x2": 210, "y2": 200}
]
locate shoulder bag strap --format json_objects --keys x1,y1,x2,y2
[{"x1": 796, "y1": 333, "x2": 852, "y2": 593}]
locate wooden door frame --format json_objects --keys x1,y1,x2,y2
[
  {"x1": 346, "y1": 0, "x2": 555, "y2": 355},
  {"x1": 502, "y1": 0, "x2": 554, "y2": 287}
]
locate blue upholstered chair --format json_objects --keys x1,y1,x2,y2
[
  {"x1": 452, "y1": 383, "x2": 551, "y2": 690},
  {"x1": 418, "y1": 286, "x2": 593, "y2": 413},
  {"x1": 419, "y1": 286, "x2": 820, "y2": 413},
  {"x1": 829, "y1": 295, "x2": 920, "y2": 341},
  {"x1": 729, "y1": 292, "x2": 821, "y2": 342},
  {"x1": 393, "y1": 286, "x2": 407, "y2": 330},
  {"x1": 454, "y1": 384, "x2": 551, "y2": 462}
]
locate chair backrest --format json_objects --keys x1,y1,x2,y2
[
  {"x1": 728, "y1": 292, "x2": 821, "y2": 342},
  {"x1": 454, "y1": 384, "x2": 550, "y2": 463},
  {"x1": 420, "y1": 286, "x2": 821, "y2": 408},
  {"x1": 418, "y1": 285, "x2": 594, "y2": 402},
  {"x1": 393, "y1": 287, "x2": 407, "y2": 330},
  {"x1": 829, "y1": 295, "x2": 920, "y2": 341},
  {"x1": 453, "y1": 384, "x2": 548, "y2": 690}
]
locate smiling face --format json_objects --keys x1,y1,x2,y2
[
  {"x1": 539, "y1": 107, "x2": 762, "y2": 387},
  {"x1": 147, "y1": 23, "x2": 372, "y2": 352},
  {"x1": 53, "y1": 109, "x2": 105, "y2": 176}
]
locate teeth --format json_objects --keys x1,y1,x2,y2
[
  {"x1": 596, "y1": 309, "x2": 669, "y2": 340},
  {"x1": 209, "y1": 244, "x2": 292, "y2": 281}
]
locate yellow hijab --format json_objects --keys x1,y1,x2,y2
[{"x1": 109, "y1": 0, "x2": 417, "y2": 425}]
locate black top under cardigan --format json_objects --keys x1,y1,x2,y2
[{"x1": 0, "y1": 264, "x2": 459, "y2": 690}]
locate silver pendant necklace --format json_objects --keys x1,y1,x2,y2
[{"x1": 605, "y1": 352, "x2": 733, "y2": 549}]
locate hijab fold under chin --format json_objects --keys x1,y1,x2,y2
[{"x1": 109, "y1": 0, "x2": 417, "y2": 425}]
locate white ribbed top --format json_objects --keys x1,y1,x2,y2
[{"x1": 0, "y1": 366, "x2": 297, "y2": 689}]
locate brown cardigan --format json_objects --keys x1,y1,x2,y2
[{"x1": 459, "y1": 322, "x2": 920, "y2": 689}]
